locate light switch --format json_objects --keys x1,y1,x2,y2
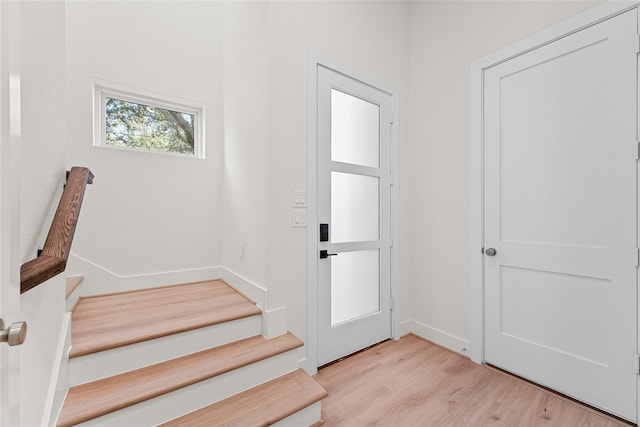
[
  {"x1": 293, "y1": 209, "x2": 307, "y2": 227},
  {"x1": 293, "y1": 190, "x2": 307, "y2": 208}
]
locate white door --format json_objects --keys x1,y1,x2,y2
[
  {"x1": 317, "y1": 65, "x2": 392, "y2": 366},
  {"x1": 483, "y1": 10, "x2": 637, "y2": 421},
  {"x1": 0, "y1": 1, "x2": 23, "y2": 425}
]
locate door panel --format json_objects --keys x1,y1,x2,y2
[
  {"x1": 331, "y1": 171, "x2": 379, "y2": 243},
  {"x1": 331, "y1": 89, "x2": 380, "y2": 168},
  {"x1": 317, "y1": 65, "x2": 392, "y2": 366},
  {"x1": 483, "y1": 10, "x2": 637, "y2": 421},
  {"x1": 331, "y1": 249, "x2": 380, "y2": 325},
  {"x1": 0, "y1": 1, "x2": 23, "y2": 425}
]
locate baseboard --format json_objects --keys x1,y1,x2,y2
[
  {"x1": 46, "y1": 312, "x2": 71, "y2": 427},
  {"x1": 219, "y1": 269, "x2": 287, "y2": 339},
  {"x1": 402, "y1": 319, "x2": 470, "y2": 357},
  {"x1": 262, "y1": 306, "x2": 287, "y2": 339},
  {"x1": 65, "y1": 255, "x2": 283, "y2": 340},
  {"x1": 66, "y1": 254, "x2": 224, "y2": 295},
  {"x1": 218, "y1": 267, "x2": 267, "y2": 310}
]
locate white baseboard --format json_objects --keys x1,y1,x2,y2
[
  {"x1": 262, "y1": 306, "x2": 287, "y2": 339},
  {"x1": 46, "y1": 312, "x2": 71, "y2": 427},
  {"x1": 402, "y1": 319, "x2": 470, "y2": 357},
  {"x1": 218, "y1": 267, "x2": 267, "y2": 310},
  {"x1": 66, "y1": 254, "x2": 224, "y2": 295}
]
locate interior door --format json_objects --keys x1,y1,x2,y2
[
  {"x1": 0, "y1": 1, "x2": 23, "y2": 425},
  {"x1": 483, "y1": 10, "x2": 637, "y2": 420},
  {"x1": 317, "y1": 65, "x2": 392, "y2": 366}
]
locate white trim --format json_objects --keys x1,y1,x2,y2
[
  {"x1": 45, "y1": 313, "x2": 71, "y2": 427},
  {"x1": 305, "y1": 51, "x2": 319, "y2": 375},
  {"x1": 66, "y1": 253, "x2": 224, "y2": 295},
  {"x1": 470, "y1": 4, "x2": 640, "y2": 422},
  {"x1": 389, "y1": 82, "x2": 401, "y2": 344},
  {"x1": 305, "y1": 50, "x2": 400, "y2": 374},
  {"x1": 219, "y1": 267, "x2": 268, "y2": 310},
  {"x1": 473, "y1": 1, "x2": 638, "y2": 72},
  {"x1": 469, "y1": 44, "x2": 485, "y2": 364},
  {"x1": 66, "y1": 256, "x2": 266, "y2": 309},
  {"x1": 402, "y1": 319, "x2": 470, "y2": 357},
  {"x1": 262, "y1": 306, "x2": 287, "y2": 340},
  {"x1": 92, "y1": 78, "x2": 206, "y2": 159},
  {"x1": 65, "y1": 255, "x2": 277, "y2": 336}
]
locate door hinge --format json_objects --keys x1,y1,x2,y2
[
  {"x1": 635, "y1": 34, "x2": 640, "y2": 54},
  {"x1": 637, "y1": 141, "x2": 640, "y2": 159},
  {"x1": 390, "y1": 297, "x2": 395, "y2": 311},
  {"x1": 390, "y1": 110, "x2": 394, "y2": 125},
  {"x1": 634, "y1": 354, "x2": 640, "y2": 374},
  {"x1": 636, "y1": 248, "x2": 639, "y2": 267}
]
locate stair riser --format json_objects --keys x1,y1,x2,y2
[
  {"x1": 272, "y1": 402, "x2": 323, "y2": 427},
  {"x1": 69, "y1": 315, "x2": 261, "y2": 386},
  {"x1": 71, "y1": 349, "x2": 301, "y2": 427}
]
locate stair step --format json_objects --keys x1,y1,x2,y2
[
  {"x1": 69, "y1": 315, "x2": 262, "y2": 386},
  {"x1": 57, "y1": 333, "x2": 303, "y2": 427},
  {"x1": 70, "y1": 279, "x2": 261, "y2": 357},
  {"x1": 160, "y1": 369, "x2": 327, "y2": 427}
]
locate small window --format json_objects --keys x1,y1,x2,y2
[{"x1": 94, "y1": 80, "x2": 205, "y2": 158}]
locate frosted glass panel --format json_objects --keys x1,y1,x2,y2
[
  {"x1": 331, "y1": 89, "x2": 380, "y2": 168},
  {"x1": 331, "y1": 250, "x2": 380, "y2": 325},
  {"x1": 331, "y1": 172, "x2": 379, "y2": 243}
]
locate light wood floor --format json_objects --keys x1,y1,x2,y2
[{"x1": 314, "y1": 334, "x2": 632, "y2": 426}]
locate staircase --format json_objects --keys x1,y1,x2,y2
[{"x1": 56, "y1": 279, "x2": 326, "y2": 426}]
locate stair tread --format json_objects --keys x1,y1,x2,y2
[
  {"x1": 160, "y1": 369, "x2": 328, "y2": 427},
  {"x1": 70, "y1": 279, "x2": 261, "y2": 357},
  {"x1": 57, "y1": 333, "x2": 303, "y2": 427}
]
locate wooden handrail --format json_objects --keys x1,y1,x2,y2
[{"x1": 20, "y1": 167, "x2": 94, "y2": 293}]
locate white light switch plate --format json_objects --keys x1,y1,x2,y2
[
  {"x1": 293, "y1": 209, "x2": 307, "y2": 227},
  {"x1": 293, "y1": 190, "x2": 307, "y2": 208}
]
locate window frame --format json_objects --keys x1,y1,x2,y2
[{"x1": 93, "y1": 79, "x2": 205, "y2": 159}]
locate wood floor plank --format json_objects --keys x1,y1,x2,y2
[
  {"x1": 160, "y1": 369, "x2": 327, "y2": 427},
  {"x1": 315, "y1": 334, "x2": 632, "y2": 426},
  {"x1": 57, "y1": 333, "x2": 303, "y2": 427},
  {"x1": 70, "y1": 279, "x2": 261, "y2": 357}
]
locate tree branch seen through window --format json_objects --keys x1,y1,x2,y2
[{"x1": 105, "y1": 97, "x2": 195, "y2": 155}]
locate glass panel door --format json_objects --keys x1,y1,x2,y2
[{"x1": 317, "y1": 65, "x2": 392, "y2": 366}]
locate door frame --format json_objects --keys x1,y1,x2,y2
[
  {"x1": 305, "y1": 52, "x2": 400, "y2": 374},
  {"x1": 470, "y1": 1, "x2": 640, "y2": 422}
]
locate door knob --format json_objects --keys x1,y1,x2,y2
[
  {"x1": 0, "y1": 319, "x2": 27, "y2": 347},
  {"x1": 485, "y1": 248, "x2": 497, "y2": 256}
]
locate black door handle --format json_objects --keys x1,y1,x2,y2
[{"x1": 320, "y1": 250, "x2": 338, "y2": 259}]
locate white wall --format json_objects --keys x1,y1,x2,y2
[
  {"x1": 19, "y1": 1, "x2": 67, "y2": 264},
  {"x1": 221, "y1": 2, "x2": 271, "y2": 288},
  {"x1": 405, "y1": 1, "x2": 598, "y2": 352},
  {"x1": 264, "y1": 1, "x2": 410, "y2": 344},
  {"x1": 64, "y1": 1, "x2": 225, "y2": 277},
  {"x1": 61, "y1": 0, "x2": 601, "y2": 358}
]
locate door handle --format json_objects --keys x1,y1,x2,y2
[
  {"x1": 485, "y1": 248, "x2": 497, "y2": 256},
  {"x1": 320, "y1": 250, "x2": 338, "y2": 259},
  {"x1": 0, "y1": 319, "x2": 27, "y2": 347}
]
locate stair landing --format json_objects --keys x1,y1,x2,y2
[{"x1": 70, "y1": 279, "x2": 261, "y2": 358}]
